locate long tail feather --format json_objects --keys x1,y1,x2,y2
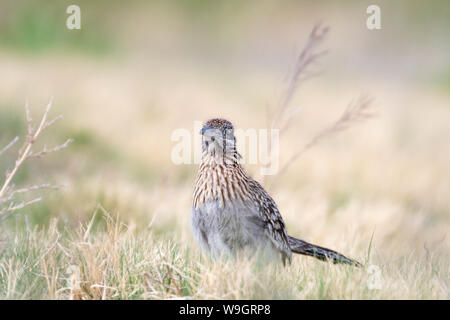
[{"x1": 288, "y1": 236, "x2": 361, "y2": 267}]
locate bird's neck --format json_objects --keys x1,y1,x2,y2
[
  {"x1": 193, "y1": 150, "x2": 250, "y2": 209},
  {"x1": 200, "y1": 148, "x2": 240, "y2": 166}
]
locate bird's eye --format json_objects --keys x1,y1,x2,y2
[{"x1": 211, "y1": 137, "x2": 215, "y2": 142}]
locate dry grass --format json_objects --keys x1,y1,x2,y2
[
  {"x1": 0, "y1": 63, "x2": 448, "y2": 301},
  {"x1": 262, "y1": 25, "x2": 374, "y2": 188},
  {"x1": 0, "y1": 207, "x2": 447, "y2": 300},
  {"x1": 0, "y1": 2, "x2": 449, "y2": 300}
]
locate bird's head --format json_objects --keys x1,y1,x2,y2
[{"x1": 200, "y1": 118, "x2": 237, "y2": 159}]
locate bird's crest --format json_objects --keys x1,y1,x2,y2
[{"x1": 203, "y1": 118, "x2": 233, "y2": 130}]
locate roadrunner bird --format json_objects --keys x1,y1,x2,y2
[{"x1": 192, "y1": 118, "x2": 361, "y2": 266}]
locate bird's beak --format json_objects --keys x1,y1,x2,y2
[{"x1": 200, "y1": 126, "x2": 213, "y2": 135}]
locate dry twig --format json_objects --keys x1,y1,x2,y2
[
  {"x1": 261, "y1": 24, "x2": 329, "y2": 184},
  {"x1": 270, "y1": 23, "x2": 329, "y2": 136},
  {"x1": 270, "y1": 95, "x2": 374, "y2": 189},
  {"x1": 0, "y1": 98, "x2": 73, "y2": 218},
  {"x1": 261, "y1": 24, "x2": 374, "y2": 188}
]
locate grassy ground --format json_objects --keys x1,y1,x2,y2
[
  {"x1": 1, "y1": 208, "x2": 448, "y2": 299},
  {"x1": 0, "y1": 0, "x2": 449, "y2": 299}
]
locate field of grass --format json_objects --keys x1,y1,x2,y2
[
  {"x1": 1, "y1": 207, "x2": 448, "y2": 299},
  {"x1": 0, "y1": 0, "x2": 449, "y2": 299}
]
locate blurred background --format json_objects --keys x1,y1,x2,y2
[{"x1": 0, "y1": 0, "x2": 449, "y2": 261}]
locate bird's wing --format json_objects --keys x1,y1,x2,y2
[{"x1": 248, "y1": 179, "x2": 292, "y2": 262}]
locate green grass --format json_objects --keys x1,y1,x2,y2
[
  {"x1": 0, "y1": 210, "x2": 448, "y2": 299},
  {"x1": 0, "y1": 0, "x2": 115, "y2": 56},
  {"x1": 0, "y1": 0, "x2": 449, "y2": 300}
]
